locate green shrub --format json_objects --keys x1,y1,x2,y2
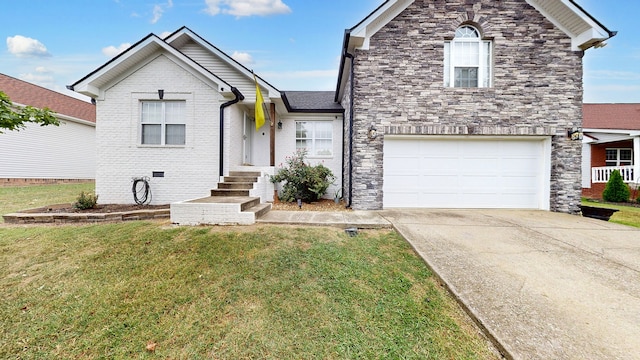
[
  {"x1": 271, "y1": 149, "x2": 335, "y2": 203},
  {"x1": 602, "y1": 170, "x2": 630, "y2": 203},
  {"x1": 73, "y1": 191, "x2": 99, "y2": 210}
]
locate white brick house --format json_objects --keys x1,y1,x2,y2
[{"x1": 70, "y1": 28, "x2": 343, "y2": 207}]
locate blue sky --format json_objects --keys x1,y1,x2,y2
[{"x1": 1, "y1": 0, "x2": 637, "y2": 103}]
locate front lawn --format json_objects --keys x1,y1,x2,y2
[
  {"x1": 582, "y1": 198, "x2": 640, "y2": 228},
  {"x1": 0, "y1": 185, "x2": 497, "y2": 359}
]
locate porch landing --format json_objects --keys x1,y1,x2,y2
[
  {"x1": 171, "y1": 196, "x2": 271, "y2": 226},
  {"x1": 170, "y1": 169, "x2": 274, "y2": 225}
]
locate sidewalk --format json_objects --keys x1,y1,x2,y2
[{"x1": 257, "y1": 210, "x2": 392, "y2": 229}]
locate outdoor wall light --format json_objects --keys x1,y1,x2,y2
[
  {"x1": 368, "y1": 123, "x2": 377, "y2": 139},
  {"x1": 277, "y1": 120, "x2": 283, "y2": 129},
  {"x1": 158, "y1": 89, "x2": 164, "y2": 100},
  {"x1": 567, "y1": 128, "x2": 583, "y2": 141}
]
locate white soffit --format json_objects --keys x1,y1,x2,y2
[{"x1": 526, "y1": 0, "x2": 612, "y2": 50}]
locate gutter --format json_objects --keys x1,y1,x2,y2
[{"x1": 219, "y1": 87, "x2": 244, "y2": 177}]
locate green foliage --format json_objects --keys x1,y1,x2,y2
[
  {"x1": 271, "y1": 149, "x2": 335, "y2": 203},
  {"x1": 0, "y1": 90, "x2": 59, "y2": 133},
  {"x1": 602, "y1": 170, "x2": 630, "y2": 203},
  {"x1": 73, "y1": 191, "x2": 99, "y2": 210}
]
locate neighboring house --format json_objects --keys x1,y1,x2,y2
[
  {"x1": 71, "y1": 0, "x2": 613, "y2": 219},
  {"x1": 337, "y1": 0, "x2": 613, "y2": 213},
  {"x1": 0, "y1": 73, "x2": 96, "y2": 185},
  {"x1": 582, "y1": 104, "x2": 640, "y2": 199}
]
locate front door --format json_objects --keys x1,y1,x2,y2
[{"x1": 243, "y1": 112, "x2": 253, "y2": 165}]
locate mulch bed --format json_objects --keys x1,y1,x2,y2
[{"x1": 270, "y1": 198, "x2": 351, "y2": 212}]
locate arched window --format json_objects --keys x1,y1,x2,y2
[{"x1": 444, "y1": 25, "x2": 492, "y2": 88}]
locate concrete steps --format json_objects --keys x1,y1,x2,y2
[{"x1": 171, "y1": 170, "x2": 272, "y2": 225}]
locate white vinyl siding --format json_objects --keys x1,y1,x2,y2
[
  {"x1": 0, "y1": 120, "x2": 95, "y2": 179},
  {"x1": 177, "y1": 41, "x2": 258, "y2": 100}
]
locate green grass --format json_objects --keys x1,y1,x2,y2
[
  {"x1": 582, "y1": 198, "x2": 640, "y2": 228},
  {"x1": 0, "y1": 184, "x2": 497, "y2": 359},
  {"x1": 0, "y1": 183, "x2": 94, "y2": 222}
]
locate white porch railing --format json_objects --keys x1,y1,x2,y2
[{"x1": 592, "y1": 166, "x2": 635, "y2": 183}]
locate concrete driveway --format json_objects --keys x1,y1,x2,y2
[{"x1": 380, "y1": 209, "x2": 640, "y2": 360}]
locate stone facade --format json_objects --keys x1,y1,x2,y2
[{"x1": 343, "y1": 0, "x2": 584, "y2": 213}]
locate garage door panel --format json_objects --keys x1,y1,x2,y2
[
  {"x1": 385, "y1": 174, "x2": 420, "y2": 187},
  {"x1": 383, "y1": 138, "x2": 549, "y2": 209}
]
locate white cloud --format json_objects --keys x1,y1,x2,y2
[
  {"x1": 231, "y1": 51, "x2": 254, "y2": 65},
  {"x1": 204, "y1": 0, "x2": 291, "y2": 17},
  {"x1": 35, "y1": 66, "x2": 51, "y2": 73},
  {"x1": 6, "y1": 35, "x2": 51, "y2": 58},
  {"x1": 158, "y1": 31, "x2": 173, "y2": 39},
  {"x1": 102, "y1": 43, "x2": 131, "y2": 57},
  {"x1": 19, "y1": 72, "x2": 55, "y2": 88},
  {"x1": 151, "y1": 0, "x2": 173, "y2": 24}
]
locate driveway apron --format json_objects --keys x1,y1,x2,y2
[{"x1": 381, "y1": 209, "x2": 640, "y2": 360}]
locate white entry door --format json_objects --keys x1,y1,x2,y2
[
  {"x1": 243, "y1": 112, "x2": 252, "y2": 165},
  {"x1": 383, "y1": 137, "x2": 550, "y2": 209}
]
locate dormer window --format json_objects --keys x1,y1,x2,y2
[{"x1": 444, "y1": 25, "x2": 492, "y2": 88}]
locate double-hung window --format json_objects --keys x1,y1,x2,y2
[
  {"x1": 141, "y1": 101, "x2": 186, "y2": 145},
  {"x1": 296, "y1": 121, "x2": 333, "y2": 157},
  {"x1": 444, "y1": 25, "x2": 492, "y2": 88},
  {"x1": 606, "y1": 148, "x2": 633, "y2": 166}
]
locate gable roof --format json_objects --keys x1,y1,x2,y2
[
  {"x1": 583, "y1": 104, "x2": 640, "y2": 131},
  {"x1": 282, "y1": 91, "x2": 343, "y2": 113},
  {"x1": 165, "y1": 27, "x2": 281, "y2": 99},
  {"x1": 336, "y1": 0, "x2": 616, "y2": 101},
  {"x1": 0, "y1": 73, "x2": 95, "y2": 123},
  {"x1": 70, "y1": 33, "x2": 233, "y2": 99}
]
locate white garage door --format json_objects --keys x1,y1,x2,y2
[{"x1": 383, "y1": 137, "x2": 550, "y2": 209}]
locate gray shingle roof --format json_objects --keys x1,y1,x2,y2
[{"x1": 282, "y1": 91, "x2": 343, "y2": 113}]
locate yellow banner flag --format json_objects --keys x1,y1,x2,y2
[{"x1": 254, "y1": 75, "x2": 265, "y2": 131}]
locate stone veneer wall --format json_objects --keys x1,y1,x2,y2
[{"x1": 344, "y1": 0, "x2": 584, "y2": 213}]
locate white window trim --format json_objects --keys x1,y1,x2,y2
[
  {"x1": 444, "y1": 25, "x2": 492, "y2": 88},
  {"x1": 139, "y1": 100, "x2": 186, "y2": 147},
  {"x1": 605, "y1": 148, "x2": 634, "y2": 166},
  {"x1": 295, "y1": 121, "x2": 333, "y2": 158}
]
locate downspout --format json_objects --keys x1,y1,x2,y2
[
  {"x1": 219, "y1": 87, "x2": 244, "y2": 178},
  {"x1": 345, "y1": 52, "x2": 355, "y2": 208}
]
